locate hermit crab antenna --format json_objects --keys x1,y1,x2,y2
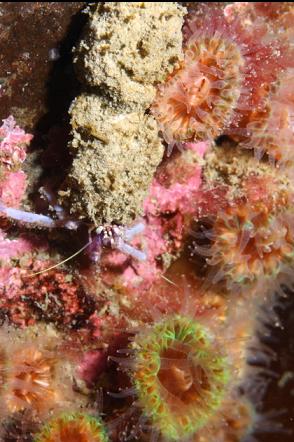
[
  {"x1": 160, "y1": 274, "x2": 178, "y2": 287},
  {"x1": 27, "y1": 239, "x2": 93, "y2": 277}
]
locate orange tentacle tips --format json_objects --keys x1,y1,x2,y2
[
  {"x1": 130, "y1": 315, "x2": 229, "y2": 441},
  {"x1": 152, "y1": 11, "x2": 244, "y2": 144},
  {"x1": 0, "y1": 325, "x2": 85, "y2": 419}
]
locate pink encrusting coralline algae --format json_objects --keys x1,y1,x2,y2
[
  {"x1": 0, "y1": 117, "x2": 94, "y2": 330},
  {"x1": 0, "y1": 116, "x2": 34, "y2": 264},
  {"x1": 1, "y1": 3, "x2": 294, "y2": 442},
  {"x1": 0, "y1": 116, "x2": 31, "y2": 167},
  {"x1": 0, "y1": 116, "x2": 31, "y2": 208}
]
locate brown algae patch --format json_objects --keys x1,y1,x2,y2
[{"x1": 61, "y1": 2, "x2": 186, "y2": 225}]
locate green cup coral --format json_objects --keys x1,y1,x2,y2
[
  {"x1": 131, "y1": 315, "x2": 230, "y2": 441},
  {"x1": 34, "y1": 412, "x2": 109, "y2": 442}
]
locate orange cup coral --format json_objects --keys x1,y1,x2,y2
[
  {"x1": 153, "y1": 5, "x2": 292, "y2": 147},
  {"x1": 0, "y1": 324, "x2": 84, "y2": 419},
  {"x1": 197, "y1": 177, "x2": 294, "y2": 290},
  {"x1": 152, "y1": 10, "x2": 244, "y2": 144}
]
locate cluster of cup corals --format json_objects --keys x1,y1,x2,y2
[{"x1": 0, "y1": 3, "x2": 294, "y2": 442}]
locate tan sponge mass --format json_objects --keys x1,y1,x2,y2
[
  {"x1": 74, "y1": 2, "x2": 185, "y2": 109},
  {"x1": 61, "y1": 95, "x2": 164, "y2": 225},
  {"x1": 61, "y1": 2, "x2": 185, "y2": 225}
]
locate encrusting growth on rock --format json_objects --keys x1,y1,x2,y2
[
  {"x1": 74, "y1": 2, "x2": 185, "y2": 110},
  {"x1": 62, "y1": 95, "x2": 163, "y2": 225},
  {"x1": 60, "y1": 2, "x2": 186, "y2": 225}
]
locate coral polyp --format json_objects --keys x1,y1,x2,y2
[
  {"x1": 152, "y1": 15, "x2": 244, "y2": 143},
  {"x1": 183, "y1": 5, "x2": 292, "y2": 144},
  {"x1": 131, "y1": 315, "x2": 229, "y2": 441},
  {"x1": 6, "y1": 346, "x2": 56, "y2": 414},
  {"x1": 205, "y1": 194, "x2": 294, "y2": 289},
  {"x1": 34, "y1": 412, "x2": 109, "y2": 442},
  {"x1": 0, "y1": 325, "x2": 83, "y2": 418},
  {"x1": 243, "y1": 69, "x2": 294, "y2": 164}
]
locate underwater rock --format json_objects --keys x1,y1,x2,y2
[
  {"x1": 62, "y1": 94, "x2": 163, "y2": 225},
  {"x1": 61, "y1": 2, "x2": 185, "y2": 225},
  {"x1": 74, "y1": 2, "x2": 186, "y2": 110},
  {"x1": 0, "y1": 3, "x2": 84, "y2": 129}
]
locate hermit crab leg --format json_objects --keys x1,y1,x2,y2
[
  {"x1": 114, "y1": 223, "x2": 147, "y2": 261},
  {"x1": 116, "y1": 238, "x2": 146, "y2": 261},
  {"x1": 0, "y1": 202, "x2": 57, "y2": 228},
  {"x1": 0, "y1": 202, "x2": 80, "y2": 230},
  {"x1": 123, "y1": 222, "x2": 145, "y2": 241}
]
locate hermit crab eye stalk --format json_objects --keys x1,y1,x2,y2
[
  {"x1": 130, "y1": 315, "x2": 230, "y2": 441},
  {"x1": 91, "y1": 222, "x2": 147, "y2": 262}
]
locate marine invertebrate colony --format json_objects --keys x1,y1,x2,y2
[
  {"x1": 1, "y1": 2, "x2": 294, "y2": 441},
  {"x1": 62, "y1": 94, "x2": 164, "y2": 225},
  {"x1": 128, "y1": 315, "x2": 229, "y2": 441},
  {"x1": 75, "y1": 2, "x2": 185, "y2": 110},
  {"x1": 60, "y1": 2, "x2": 186, "y2": 225}
]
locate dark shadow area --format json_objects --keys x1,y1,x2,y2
[
  {"x1": 243, "y1": 281, "x2": 294, "y2": 441},
  {"x1": 32, "y1": 4, "x2": 88, "y2": 194}
]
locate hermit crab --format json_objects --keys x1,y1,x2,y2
[{"x1": 0, "y1": 199, "x2": 146, "y2": 275}]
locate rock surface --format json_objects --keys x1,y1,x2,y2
[
  {"x1": 61, "y1": 94, "x2": 163, "y2": 224},
  {"x1": 74, "y1": 2, "x2": 185, "y2": 110},
  {"x1": 61, "y1": 2, "x2": 186, "y2": 225}
]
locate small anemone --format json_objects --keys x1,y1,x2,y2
[
  {"x1": 0, "y1": 324, "x2": 84, "y2": 419},
  {"x1": 241, "y1": 68, "x2": 294, "y2": 165},
  {"x1": 199, "y1": 192, "x2": 294, "y2": 290},
  {"x1": 152, "y1": 9, "x2": 244, "y2": 144},
  {"x1": 34, "y1": 412, "x2": 109, "y2": 442},
  {"x1": 182, "y1": 5, "x2": 293, "y2": 144},
  {"x1": 130, "y1": 315, "x2": 229, "y2": 441}
]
